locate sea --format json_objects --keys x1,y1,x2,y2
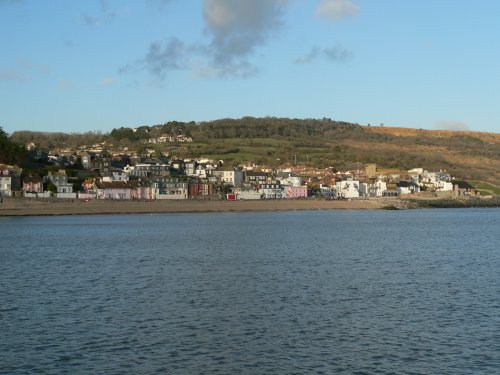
[{"x1": 0, "y1": 208, "x2": 499, "y2": 374}]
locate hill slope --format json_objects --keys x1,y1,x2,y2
[{"x1": 10, "y1": 118, "x2": 500, "y2": 185}]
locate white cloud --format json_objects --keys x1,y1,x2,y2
[
  {"x1": 0, "y1": 60, "x2": 48, "y2": 82},
  {"x1": 81, "y1": 0, "x2": 117, "y2": 27},
  {"x1": 435, "y1": 120, "x2": 470, "y2": 131},
  {"x1": 316, "y1": 0, "x2": 359, "y2": 22},
  {"x1": 0, "y1": 68, "x2": 27, "y2": 82},
  {"x1": 127, "y1": 0, "x2": 360, "y2": 80},
  {"x1": 296, "y1": 45, "x2": 351, "y2": 64},
  {"x1": 203, "y1": 0, "x2": 289, "y2": 77}
]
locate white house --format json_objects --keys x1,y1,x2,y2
[
  {"x1": 376, "y1": 179, "x2": 387, "y2": 197},
  {"x1": 212, "y1": 167, "x2": 243, "y2": 187},
  {"x1": 259, "y1": 183, "x2": 284, "y2": 199},
  {"x1": 421, "y1": 170, "x2": 452, "y2": 184},
  {"x1": 195, "y1": 164, "x2": 215, "y2": 179},
  {"x1": 0, "y1": 170, "x2": 14, "y2": 197},
  {"x1": 396, "y1": 181, "x2": 420, "y2": 195},
  {"x1": 277, "y1": 172, "x2": 303, "y2": 187},
  {"x1": 152, "y1": 179, "x2": 188, "y2": 200},
  {"x1": 47, "y1": 170, "x2": 73, "y2": 194},
  {"x1": 408, "y1": 168, "x2": 424, "y2": 175},
  {"x1": 336, "y1": 180, "x2": 360, "y2": 199},
  {"x1": 235, "y1": 189, "x2": 261, "y2": 200},
  {"x1": 435, "y1": 180, "x2": 453, "y2": 191},
  {"x1": 359, "y1": 181, "x2": 377, "y2": 197},
  {"x1": 102, "y1": 170, "x2": 129, "y2": 183},
  {"x1": 185, "y1": 161, "x2": 197, "y2": 176}
]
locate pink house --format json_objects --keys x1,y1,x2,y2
[
  {"x1": 94, "y1": 180, "x2": 153, "y2": 200},
  {"x1": 130, "y1": 180, "x2": 153, "y2": 200},
  {"x1": 22, "y1": 175, "x2": 44, "y2": 193},
  {"x1": 284, "y1": 185, "x2": 308, "y2": 199}
]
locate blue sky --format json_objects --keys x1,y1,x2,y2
[{"x1": 1, "y1": 0, "x2": 499, "y2": 134}]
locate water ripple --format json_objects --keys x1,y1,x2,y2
[{"x1": 0, "y1": 209, "x2": 499, "y2": 374}]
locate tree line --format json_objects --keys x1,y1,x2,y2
[{"x1": 0, "y1": 127, "x2": 27, "y2": 165}]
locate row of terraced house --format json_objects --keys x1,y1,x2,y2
[{"x1": 0, "y1": 156, "x2": 479, "y2": 201}]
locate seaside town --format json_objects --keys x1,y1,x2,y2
[{"x1": 0, "y1": 138, "x2": 481, "y2": 203}]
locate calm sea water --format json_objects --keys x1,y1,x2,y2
[{"x1": 0, "y1": 209, "x2": 499, "y2": 374}]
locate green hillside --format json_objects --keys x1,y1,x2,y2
[{"x1": 10, "y1": 118, "x2": 500, "y2": 185}]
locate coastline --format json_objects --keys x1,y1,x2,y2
[
  {"x1": 0, "y1": 198, "x2": 384, "y2": 216},
  {"x1": 1, "y1": 197, "x2": 498, "y2": 217}
]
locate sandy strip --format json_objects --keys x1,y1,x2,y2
[{"x1": 0, "y1": 198, "x2": 384, "y2": 216}]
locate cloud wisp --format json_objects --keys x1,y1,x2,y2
[
  {"x1": 146, "y1": 0, "x2": 174, "y2": 10},
  {"x1": 296, "y1": 45, "x2": 351, "y2": 64},
  {"x1": 0, "y1": 65, "x2": 28, "y2": 82},
  {"x1": 316, "y1": 0, "x2": 359, "y2": 22},
  {"x1": 0, "y1": 60, "x2": 49, "y2": 82},
  {"x1": 144, "y1": 38, "x2": 189, "y2": 78},
  {"x1": 120, "y1": 37, "x2": 192, "y2": 81},
  {"x1": 81, "y1": 0, "x2": 117, "y2": 27}
]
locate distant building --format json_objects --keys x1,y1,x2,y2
[
  {"x1": 212, "y1": 166, "x2": 243, "y2": 187},
  {"x1": 259, "y1": 183, "x2": 284, "y2": 199},
  {"x1": 102, "y1": 170, "x2": 129, "y2": 183},
  {"x1": 284, "y1": 185, "x2": 308, "y2": 199},
  {"x1": 336, "y1": 180, "x2": 360, "y2": 199},
  {"x1": 452, "y1": 181, "x2": 478, "y2": 197},
  {"x1": 125, "y1": 164, "x2": 172, "y2": 178},
  {"x1": 359, "y1": 180, "x2": 378, "y2": 197},
  {"x1": 396, "y1": 181, "x2": 420, "y2": 195},
  {"x1": 95, "y1": 181, "x2": 133, "y2": 199},
  {"x1": 435, "y1": 180, "x2": 453, "y2": 191},
  {"x1": 365, "y1": 164, "x2": 377, "y2": 178},
  {"x1": 235, "y1": 190, "x2": 261, "y2": 200},
  {"x1": 152, "y1": 177, "x2": 188, "y2": 200},
  {"x1": 82, "y1": 152, "x2": 111, "y2": 174},
  {"x1": 47, "y1": 170, "x2": 73, "y2": 194},
  {"x1": 189, "y1": 180, "x2": 217, "y2": 197},
  {"x1": 22, "y1": 174, "x2": 44, "y2": 193},
  {"x1": 1, "y1": 170, "x2": 20, "y2": 197},
  {"x1": 277, "y1": 171, "x2": 303, "y2": 187},
  {"x1": 245, "y1": 171, "x2": 268, "y2": 185},
  {"x1": 383, "y1": 183, "x2": 399, "y2": 197}
]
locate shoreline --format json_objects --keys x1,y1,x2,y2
[
  {"x1": 0, "y1": 198, "x2": 385, "y2": 217},
  {"x1": 1, "y1": 197, "x2": 498, "y2": 217}
]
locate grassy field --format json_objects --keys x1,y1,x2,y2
[
  {"x1": 162, "y1": 127, "x2": 500, "y2": 186},
  {"x1": 467, "y1": 181, "x2": 500, "y2": 195}
]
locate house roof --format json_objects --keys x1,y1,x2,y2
[
  {"x1": 128, "y1": 180, "x2": 150, "y2": 188},
  {"x1": 453, "y1": 181, "x2": 474, "y2": 189},
  {"x1": 397, "y1": 181, "x2": 418, "y2": 188},
  {"x1": 246, "y1": 171, "x2": 268, "y2": 177},
  {"x1": 216, "y1": 165, "x2": 238, "y2": 172},
  {"x1": 23, "y1": 175, "x2": 42, "y2": 184},
  {"x1": 95, "y1": 180, "x2": 150, "y2": 189},
  {"x1": 276, "y1": 172, "x2": 299, "y2": 178}
]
